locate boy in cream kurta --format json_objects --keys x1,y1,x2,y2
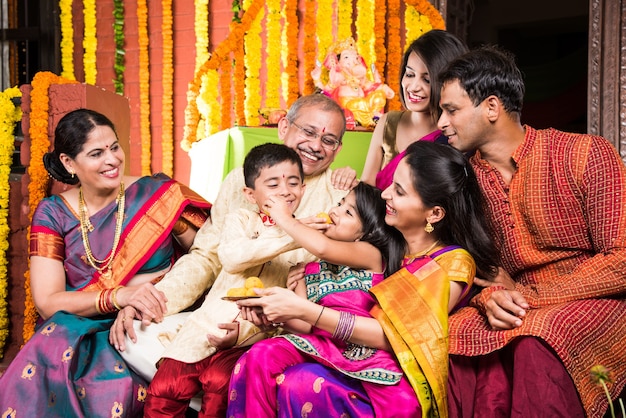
[
  {"x1": 114, "y1": 95, "x2": 351, "y2": 383},
  {"x1": 143, "y1": 143, "x2": 318, "y2": 415}
]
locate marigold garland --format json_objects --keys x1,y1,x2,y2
[
  {"x1": 234, "y1": 41, "x2": 246, "y2": 126},
  {"x1": 386, "y1": 0, "x2": 402, "y2": 111},
  {"x1": 355, "y1": 0, "x2": 375, "y2": 69},
  {"x1": 337, "y1": 0, "x2": 352, "y2": 41},
  {"x1": 405, "y1": 3, "x2": 439, "y2": 43},
  {"x1": 374, "y1": 0, "x2": 387, "y2": 79},
  {"x1": 0, "y1": 86, "x2": 21, "y2": 358},
  {"x1": 405, "y1": 0, "x2": 445, "y2": 30},
  {"x1": 219, "y1": 57, "x2": 232, "y2": 130},
  {"x1": 82, "y1": 0, "x2": 97, "y2": 84},
  {"x1": 243, "y1": 0, "x2": 263, "y2": 126},
  {"x1": 137, "y1": 0, "x2": 152, "y2": 175},
  {"x1": 181, "y1": 0, "x2": 264, "y2": 150},
  {"x1": 198, "y1": 70, "x2": 221, "y2": 135},
  {"x1": 113, "y1": 0, "x2": 125, "y2": 95},
  {"x1": 265, "y1": 0, "x2": 281, "y2": 109},
  {"x1": 405, "y1": 6, "x2": 421, "y2": 43},
  {"x1": 316, "y1": 0, "x2": 333, "y2": 63},
  {"x1": 280, "y1": 3, "x2": 289, "y2": 105},
  {"x1": 162, "y1": 0, "x2": 174, "y2": 176},
  {"x1": 25, "y1": 72, "x2": 78, "y2": 342},
  {"x1": 59, "y1": 0, "x2": 75, "y2": 80},
  {"x1": 282, "y1": 0, "x2": 299, "y2": 105},
  {"x1": 194, "y1": 0, "x2": 210, "y2": 73},
  {"x1": 302, "y1": 0, "x2": 317, "y2": 95}
]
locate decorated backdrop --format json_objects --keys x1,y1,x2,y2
[{"x1": 3, "y1": 0, "x2": 445, "y2": 344}]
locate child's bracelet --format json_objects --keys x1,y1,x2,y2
[{"x1": 313, "y1": 306, "x2": 325, "y2": 327}]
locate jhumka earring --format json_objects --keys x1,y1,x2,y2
[{"x1": 425, "y1": 222, "x2": 434, "y2": 234}]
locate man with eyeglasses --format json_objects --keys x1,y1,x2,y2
[{"x1": 109, "y1": 93, "x2": 358, "y2": 415}]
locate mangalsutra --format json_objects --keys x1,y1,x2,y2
[{"x1": 78, "y1": 182, "x2": 125, "y2": 283}]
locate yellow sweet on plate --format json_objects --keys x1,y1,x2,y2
[
  {"x1": 316, "y1": 212, "x2": 333, "y2": 224},
  {"x1": 244, "y1": 276, "x2": 264, "y2": 289},
  {"x1": 226, "y1": 287, "x2": 247, "y2": 297}
]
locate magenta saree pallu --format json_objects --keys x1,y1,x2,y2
[{"x1": 375, "y1": 129, "x2": 445, "y2": 191}]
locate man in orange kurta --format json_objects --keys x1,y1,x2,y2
[{"x1": 438, "y1": 45, "x2": 626, "y2": 417}]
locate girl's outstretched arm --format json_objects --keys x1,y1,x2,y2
[{"x1": 263, "y1": 196, "x2": 382, "y2": 271}]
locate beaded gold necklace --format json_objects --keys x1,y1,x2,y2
[
  {"x1": 78, "y1": 182, "x2": 125, "y2": 284},
  {"x1": 404, "y1": 240, "x2": 440, "y2": 265}
]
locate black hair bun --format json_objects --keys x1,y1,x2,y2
[{"x1": 43, "y1": 152, "x2": 79, "y2": 185}]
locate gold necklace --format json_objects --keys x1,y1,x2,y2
[
  {"x1": 78, "y1": 182, "x2": 125, "y2": 283},
  {"x1": 405, "y1": 240, "x2": 441, "y2": 263}
]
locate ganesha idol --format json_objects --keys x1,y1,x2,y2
[{"x1": 312, "y1": 37, "x2": 395, "y2": 128}]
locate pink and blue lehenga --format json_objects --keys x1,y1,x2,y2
[
  {"x1": 0, "y1": 174, "x2": 209, "y2": 418},
  {"x1": 227, "y1": 261, "x2": 421, "y2": 418}
]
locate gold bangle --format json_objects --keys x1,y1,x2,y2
[
  {"x1": 95, "y1": 290, "x2": 104, "y2": 315},
  {"x1": 172, "y1": 219, "x2": 189, "y2": 235},
  {"x1": 111, "y1": 286, "x2": 123, "y2": 311}
]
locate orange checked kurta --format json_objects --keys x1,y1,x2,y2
[{"x1": 449, "y1": 126, "x2": 626, "y2": 417}]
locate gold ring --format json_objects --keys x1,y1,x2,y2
[{"x1": 121, "y1": 317, "x2": 127, "y2": 322}]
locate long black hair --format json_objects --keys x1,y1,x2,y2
[
  {"x1": 400, "y1": 30, "x2": 468, "y2": 123},
  {"x1": 43, "y1": 109, "x2": 118, "y2": 185},
  {"x1": 351, "y1": 182, "x2": 406, "y2": 277},
  {"x1": 404, "y1": 141, "x2": 498, "y2": 279}
]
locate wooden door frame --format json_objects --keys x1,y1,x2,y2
[{"x1": 589, "y1": 0, "x2": 626, "y2": 161}]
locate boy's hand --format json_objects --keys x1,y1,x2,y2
[
  {"x1": 207, "y1": 322, "x2": 239, "y2": 349},
  {"x1": 262, "y1": 195, "x2": 293, "y2": 223}
]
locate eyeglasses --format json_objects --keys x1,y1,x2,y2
[{"x1": 290, "y1": 120, "x2": 341, "y2": 151}]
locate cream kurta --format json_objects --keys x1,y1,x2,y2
[
  {"x1": 120, "y1": 167, "x2": 347, "y2": 379},
  {"x1": 160, "y1": 208, "x2": 316, "y2": 363},
  {"x1": 156, "y1": 167, "x2": 348, "y2": 313}
]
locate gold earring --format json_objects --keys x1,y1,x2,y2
[
  {"x1": 425, "y1": 222, "x2": 434, "y2": 234},
  {"x1": 69, "y1": 170, "x2": 75, "y2": 178}
]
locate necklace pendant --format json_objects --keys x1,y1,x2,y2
[{"x1": 101, "y1": 268, "x2": 113, "y2": 286}]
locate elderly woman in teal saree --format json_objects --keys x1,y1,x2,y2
[{"x1": 0, "y1": 109, "x2": 209, "y2": 418}]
